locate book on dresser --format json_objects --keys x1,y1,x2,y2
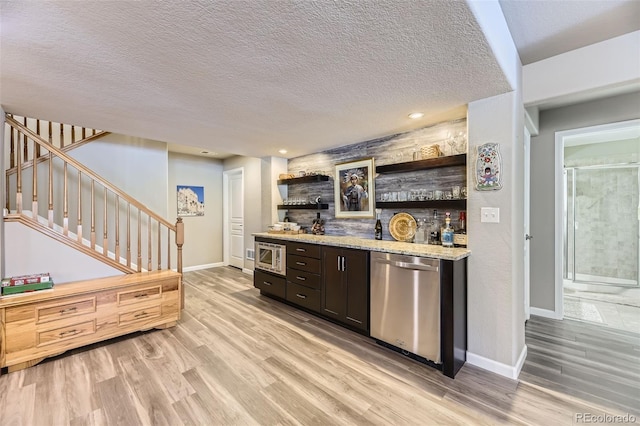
[
  {"x1": 2, "y1": 272, "x2": 51, "y2": 287},
  {"x1": 1, "y1": 272, "x2": 54, "y2": 296}
]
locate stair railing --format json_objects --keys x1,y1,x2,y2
[
  {"x1": 4, "y1": 115, "x2": 184, "y2": 275},
  {"x1": 6, "y1": 114, "x2": 109, "y2": 169}
]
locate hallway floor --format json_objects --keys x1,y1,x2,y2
[{"x1": 564, "y1": 286, "x2": 640, "y2": 334}]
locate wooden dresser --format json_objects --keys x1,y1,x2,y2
[{"x1": 0, "y1": 270, "x2": 181, "y2": 374}]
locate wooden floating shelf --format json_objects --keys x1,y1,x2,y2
[
  {"x1": 277, "y1": 175, "x2": 330, "y2": 185},
  {"x1": 277, "y1": 204, "x2": 329, "y2": 210},
  {"x1": 376, "y1": 154, "x2": 466, "y2": 174},
  {"x1": 375, "y1": 200, "x2": 466, "y2": 210}
]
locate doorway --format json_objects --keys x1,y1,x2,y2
[
  {"x1": 556, "y1": 119, "x2": 640, "y2": 332},
  {"x1": 223, "y1": 168, "x2": 244, "y2": 270}
]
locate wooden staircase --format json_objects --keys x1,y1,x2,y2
[
  {"x1": 1, "y1": 114, "x2": 185, "y2": 374},
  {"x1": 3, "y1": 113, "x2": 184, "y2": 289}
]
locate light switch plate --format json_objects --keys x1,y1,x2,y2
[{"x1": 481, "y1": 207, "x2": 500, "y2": 223}]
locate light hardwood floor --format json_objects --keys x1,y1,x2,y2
[{"x1": 0, "y1": 267, "x2": 637, "y2": 425}]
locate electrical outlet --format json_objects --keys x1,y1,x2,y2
[{"x1": 481, "y1": 207, "x2": 500, "y2": 223}]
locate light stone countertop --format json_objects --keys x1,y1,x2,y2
[{"x1": 253, "y1": 232, "x2": 470, "y2": 261}]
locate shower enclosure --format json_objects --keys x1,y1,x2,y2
[{"x1": 564, "y1": 164, "x2": 639, "y2": 288}]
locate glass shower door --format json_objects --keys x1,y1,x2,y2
[{"x1": 565, "y1": 165, "x2": 639, "y2": 287}]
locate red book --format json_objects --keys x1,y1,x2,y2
[{"x1": 8, "y1": 272, "x2": 51, "y2": 286}]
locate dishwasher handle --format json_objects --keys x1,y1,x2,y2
[{"x1": 376, "y1": 259, "x2": 439, "y2": 272}]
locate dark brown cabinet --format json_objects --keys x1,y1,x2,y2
[
  {"x1": 322, "y1": 246, "x2": 369, "y2": 332},
  {"x1": 286, "y1": 241, "x2": 322, "y2": 313}
]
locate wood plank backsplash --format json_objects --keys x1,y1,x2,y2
[{"x1": 284, "y1": 118, "x2": 467, "y2": 240}]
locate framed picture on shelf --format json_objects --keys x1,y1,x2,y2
[{"x1": 334, "y1": 158, "x2": 375, "y2": 218}]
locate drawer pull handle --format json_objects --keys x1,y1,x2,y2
[
  {"x1": 59, "y1": 307, "x2": 77, "y2": 314},
  {"x1": 134, "y1": 312, "x2": 149, "y2": 318},
  {"x1": 59, "y1": 329, "x2": 80, "y2": 338},
  {"x1": 295, "y1": 293, "x2": 307, "y2": 299},
  {"x1": 296, "y1": 248, "x2": 306, "y2": 252},
  {"x1": 263, "y1": 281, "x2": 272, "y2": 286},
  {"x1": 295, "y1": 261, "x2": 306, "y2": 266},
  {"x1": 296, "y1": 276, "x2": 306, "y2": 281},
  {"x1": 134, "y1": 293, "x2": 148, "y2": 299}
]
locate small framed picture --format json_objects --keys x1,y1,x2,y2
[
  {"x1": 177, "y1": 185, "x2": 205, "y2": 216},
  {"x1": 475, "y1": 143, "x2": 502, "y2": 191},
  {"x1": 334, "y1": 158, "x2": 375, "y2": 218}
]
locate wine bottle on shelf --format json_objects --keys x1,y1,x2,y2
[
  {"x1": 429, "y1": 209, "x2": 440, "y2": 245},
  {"x1": 454, "y1": 211, "x2": 467, "y2": 247},
  {"x1": 441, "y1": 212, "x2": 454, "y2": 248},
  {"x1": 374, "y1": 209, "x2": 383, "y2": 240}
]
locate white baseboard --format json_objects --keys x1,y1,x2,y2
[
  {"x1": 466, "y1": 345, "x2": 528, "y2": 380},
  {"x1": 242, "y1": 268, "x2": 254, "y2": 275},
  {"x1": 182, "y1": 262, "x2": 224, "y2": 272},
  {"x1": 530, "y1": 307, "x2": 562, "y2": 320}
]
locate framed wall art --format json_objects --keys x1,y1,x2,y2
[
  {"x1": 475, "y1": 143, "x2": 502, "y2": 191},
  {"x1": 334, "y1": 158, "x2": 375, "y2": 218},
  {"x1": 177, "y1": 185, "x2": 205, "y2": 216}
]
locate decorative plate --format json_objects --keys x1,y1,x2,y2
[{"x1": 388, "y1": 212, "x2": 417, "y2": 242}]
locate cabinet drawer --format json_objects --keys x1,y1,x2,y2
[
  {"x1": 118, "y1": 305, "x2": 162, "y2": 328},
  {"x1": 117, "y1": 285, "x2": 161, "y2": 306},
  {"x1": 36, "y1": 297, "x2": 96, "y2": 325},
  {"x1": 287, "y1": 254, "x2": 321, "y2": 274},
  {"x1": 287, "y1": 269, "x2": 321, "y2": 290},
  {"x1": 254, "y1": 270, "x2": 286, "y2": 298},
  {"x1": 287, "y1": 242, "x2": 320, "y2": 259},
  {"x1": 286, "y1": 282, "x2": 321, "y2": 313},
  {"x1": 37, "y1": 320, "x2": 96, "y2": 347}
]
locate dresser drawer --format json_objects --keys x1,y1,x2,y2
[
  {"x1": 254, "y1": 270, "x2": 286, "y2": 298},
  {"x1": 287, "y1": 242, "x2": 320, "y2": 259},
  {"x1": 286, "y1": 282, "x2": 321, "y2": 313},
  {"x1": 117, "y1": 285, "x2": 161, "y2": 306},
  {"x1": 118, "y1": 305, "x2": 162, "y2": 328},
  {"x1": 36, "y1": 297, "x2": 96, "y2": 325},
  {"x1": 287, "y1": 254, "x2": 321, "y2": 274},
  {"x1": 287, "y1": 269, "x2": 321, "y2": 290},
  {"x1": 37, "y1": 320, "x2": 96, "y2": 347}
]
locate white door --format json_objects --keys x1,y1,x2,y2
[
  {"x1": 524, "y1": 127, "x2": 531, "y2": 320},
  {"x1": 224, "y1": 168, "x2": 244, "y2": 269}
]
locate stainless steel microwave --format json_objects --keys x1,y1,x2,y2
[{"x1": 255, "y1": 241, "x2": 286, "y2": 275}]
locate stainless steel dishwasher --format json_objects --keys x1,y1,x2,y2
[{"x1": 370, "y1": 251, "x2": 441, "y2": 364}]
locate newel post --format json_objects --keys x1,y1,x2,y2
[{"x1": 175, "y1": 217, "x2": 184, "y2": 310}]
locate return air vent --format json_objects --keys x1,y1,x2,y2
[{"x1": 246, "y1": 248, "x2": 255, "y2": 261}]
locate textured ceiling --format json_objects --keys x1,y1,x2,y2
[{"x1": 1, "y1": 1, "x2": 637, "y2": 159}]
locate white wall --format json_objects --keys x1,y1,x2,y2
[
  {"x1": 4, "y1": 221, "x2": 122, "y2": 283},
  {"x1": 69, "y1": 134, "x2": 169, "y2": 216},
  {"x1": 168, "y1": 152, "x2": 223, "y2": 269},
  {"x1": 467, "y1": 91, "x2": 526, "y2": 378},
  {"x1": 524, "y1": 31, "x2": 640, "y2": 109}
]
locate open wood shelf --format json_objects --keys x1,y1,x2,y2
[
  {"x1": 277, "y1": 175, "x2": 330, "y2": 185},
  {"x1": 375, "y1": 200, "x2": 466, "y2": 210},
  {"x1": 277, "y1": 204, "x2": 329, "y2": 210},
  {"x1": 376, "y1": 154, "x2": 466, "y2": 174}
]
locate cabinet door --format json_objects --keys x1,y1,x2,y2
[
  {"x1": 344, "y1": 249, "x2": 369, "y2": 331},
  {"x1": 322, "y1": 246, "x2": 344, "y2": 319}
]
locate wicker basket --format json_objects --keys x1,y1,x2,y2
[{"x1": 421, "y1": 144, "x2": 442, "y2": 159}]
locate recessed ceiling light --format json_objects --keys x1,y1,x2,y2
[
  {"x1": 408, "y1": 112, "x2": 424, "y2": 119},
  {"x1": 278, "y1": 149, "x2": 288, "y2": 154}
]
